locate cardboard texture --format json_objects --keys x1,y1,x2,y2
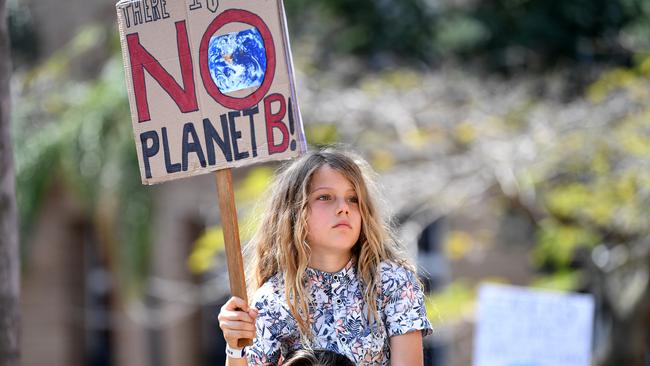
[{"x1": 116, "y1": 0, "x2": 306, "y2": 184}]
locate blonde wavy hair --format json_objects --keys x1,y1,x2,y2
[{"x1": 246, "y1": 147, "x2": 408, "y2": 337}]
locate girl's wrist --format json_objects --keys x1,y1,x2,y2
[{"x1": 226, "y1": 344, "x2": 246, "y2": 359}]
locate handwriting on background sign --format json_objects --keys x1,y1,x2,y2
[
  {"x1": 121, "y1": 0, "x2": 171, "y2": 28},
  {"x1": 475, "y1": 284, "x2": 594, "y2": 366},
  {"x1": 188, "y1": 0, "x2": 220, "y2": 13}
]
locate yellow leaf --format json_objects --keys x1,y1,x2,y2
[
  {"x1": 236, "y1": 167, "x2": 274, "y2": 202},
  {"x1": 403, "y1": 129, "x2": 428, "y2": 149},
  {"x1": 454, "y1": 121, "x2": 476, "y2": 145},
  {"x1": 445, "y1": 231, "x2": 473, "y2": 260},
  {"x1": 188, "y1": 227, "x2": 224, "y2": 274},
  {"x1": 371, "y1": 149, "x2": 395, "y2": 172},
  {"x1": 425, "y1": 280, "x2": 475, "y2": 326}
]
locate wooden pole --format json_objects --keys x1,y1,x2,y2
[{"x1": 215, "y1": 168, "x2": 253, "y2": 347}]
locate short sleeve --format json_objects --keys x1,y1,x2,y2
[
  {"x1": 380, "y1": 262, "x2": 433, "y2": 337},
  {"x1": 246, "y1": 282, "x2": 293, "y2": 365}
]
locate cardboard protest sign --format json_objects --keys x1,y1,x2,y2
[
  {"x1": 116, "y1": 0, "x2": 306, "y2": 185},
  {"x1": 474, "y1": 283, "x2": 594, "y2": 366}
]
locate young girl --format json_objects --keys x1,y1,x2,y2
[{"x1": 218, "y1": 148, "x2": 432, "y2": 365}]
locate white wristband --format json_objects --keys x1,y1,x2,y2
[{"x1": 226, "y1": 344, "x2": 246, "y2": 359}]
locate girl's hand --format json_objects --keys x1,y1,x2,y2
[{"x1": 218, "y1": 296, "x2": 258, "y2": 348}]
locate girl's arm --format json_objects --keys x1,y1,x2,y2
[
  {"x1": 226, "y1": 357, "x2": 248, "y2": 366},
  {"x1": 218, "y1": 297, "x2": 258, "y2": 366},
  {"x1": 389, "y1": 331, "x2": 424, "y2": 366},
  {"x1": 380, "y1": 262, "x2": 433, "y2": 365}
]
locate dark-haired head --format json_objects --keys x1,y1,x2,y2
[{"x1": 282, "y1": 349, "x2": 355, "y2": 366}]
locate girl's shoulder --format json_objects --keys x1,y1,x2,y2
[
  {"x1": 377, "y1": 260, "x2": 420, "y2": 296},
  {"x1": 377, "y1": 260, "x2": 434, "y2": 338},
  {"x1": 252, "y1": 273, "x2": 285, "y2": 305},
  {"x1": 378, "y1": 259, "x2": 417, "y2": 280},
  {"x1": 251, "y1": 274, "x2": 297, "y2": 328}
]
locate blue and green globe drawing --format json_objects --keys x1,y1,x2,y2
[{"x1": 208, "y1": 28, "x2": 267, "y2": 94}]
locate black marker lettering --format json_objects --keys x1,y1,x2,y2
[
  {"x1": 242, "y1": 105, "x2": 259, "y2": 158},
  {"x1": 204, "y1": 116, "x2": 232, "y2": 163},
  {"x1": 228, "y1": 111, "x2": 249, "y2": 161}
]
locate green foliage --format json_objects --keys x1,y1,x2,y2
[
  {"x1": 305, "y1": 123, "x2": 339, "y2": 147},
  {"x1": 282, "y1": 0, "x2": 650, "y2": 69},
  {"x1": 235, "y1": 166, "x2": 275, "y2": 202},
  {"x1": 531, "y1": 56, "x2": 650, "y2": 272},
  {"x1": 534, "y1": 220, "x2": 600, "y2": 268},
  {"x1": 10, "y1": 0, "x2": 650, "y2": 71},
  {"x1": 530, "y1": 271, "x2": 581, "y2": 292},
  {"x1": 189, "y1": 226, "x2": 226, "y2": 274},
  {"x1": 425, "y1": 280, "x2": 475, "y2": 326},
  {"x1": 284, "y1": 0, "x2": 437, "y2": 64},
  {"x1": 13, "y1": 26, "x2": 152, "y2": 295},
  {"x1": 471, "y1": 0, "x2": 630, "y2": 65},
  {"x1": 434, "y1": 13, "x2": 489, "y2": 54}
]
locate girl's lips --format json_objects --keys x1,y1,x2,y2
[{"x1": 333, "y1": 222, "x2": 352, "y2": 229}]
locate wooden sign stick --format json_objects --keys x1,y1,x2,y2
[{"x1": 215, "y1": 168, "x2": 253, "y2": 347}]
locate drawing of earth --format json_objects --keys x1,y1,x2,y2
[{"x1": 208, "y1": 28, "x2": 267, "y2": 94}]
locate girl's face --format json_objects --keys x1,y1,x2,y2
[{"x1": 306, "y1": 165, "x2": 362, "y2": 258}]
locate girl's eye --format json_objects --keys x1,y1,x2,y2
[
  {"x1": 347, "y1": 196, "x2": 359, "y2": 204},
  {"x1": 317, "y1": 194, "x2": 331, "y2": 201}
]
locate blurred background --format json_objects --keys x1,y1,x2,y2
[{"x1": 4, "y1": 0, "x2": 650, "y2": 365}]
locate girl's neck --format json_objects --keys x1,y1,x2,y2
[{"x1": 308, "y1": 250, "x2": 352, "y2": 273}]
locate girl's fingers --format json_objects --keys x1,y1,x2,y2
[
  {"x1": 217, "y1": 297, "x2": 257, "y2": 345},
  {"x1": 223, "y1": 296, "x2": 249, "y2": 312},
  {"x1": 218, "y1": 309, "x2": 255, "y2": 323},
  {"x1": 219, "y1": 320, "x2": 256, "y2": 332}
]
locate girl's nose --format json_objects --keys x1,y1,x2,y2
[{"x1": 336, "y1": 198, "x2": 350, "y2": 215}]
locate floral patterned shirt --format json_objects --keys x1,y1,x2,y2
[{"x1": 246, "y1": 259, "x2": 433, "y2": 365}]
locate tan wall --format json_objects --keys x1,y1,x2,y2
[{"x1": 21, "y1": 184, "x2": 85, "y2": 366}]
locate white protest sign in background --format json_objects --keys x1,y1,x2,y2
[{"x1": 474, "y1": 283, "x2": 594, "y2": 366}]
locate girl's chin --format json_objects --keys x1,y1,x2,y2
[{"x1": 318, "y1": 244, "x2": 355, "y2": 255}]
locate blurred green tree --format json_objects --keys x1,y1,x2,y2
[
  {"x1": 469, "y1": 0, "x2": 644, "y2": 68},
  {"x1": 13, "y1": 25, "x2": 152, "y2": 297},
  {"x1": 284, "y1": 0, "x2": 437, "y2": 67},
  {"x1": 529, "y1": 58, "x2": 650, "y2": 365},
  {"x1": 283, "y1": 0, "x2": 650, "y2": 70}
]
